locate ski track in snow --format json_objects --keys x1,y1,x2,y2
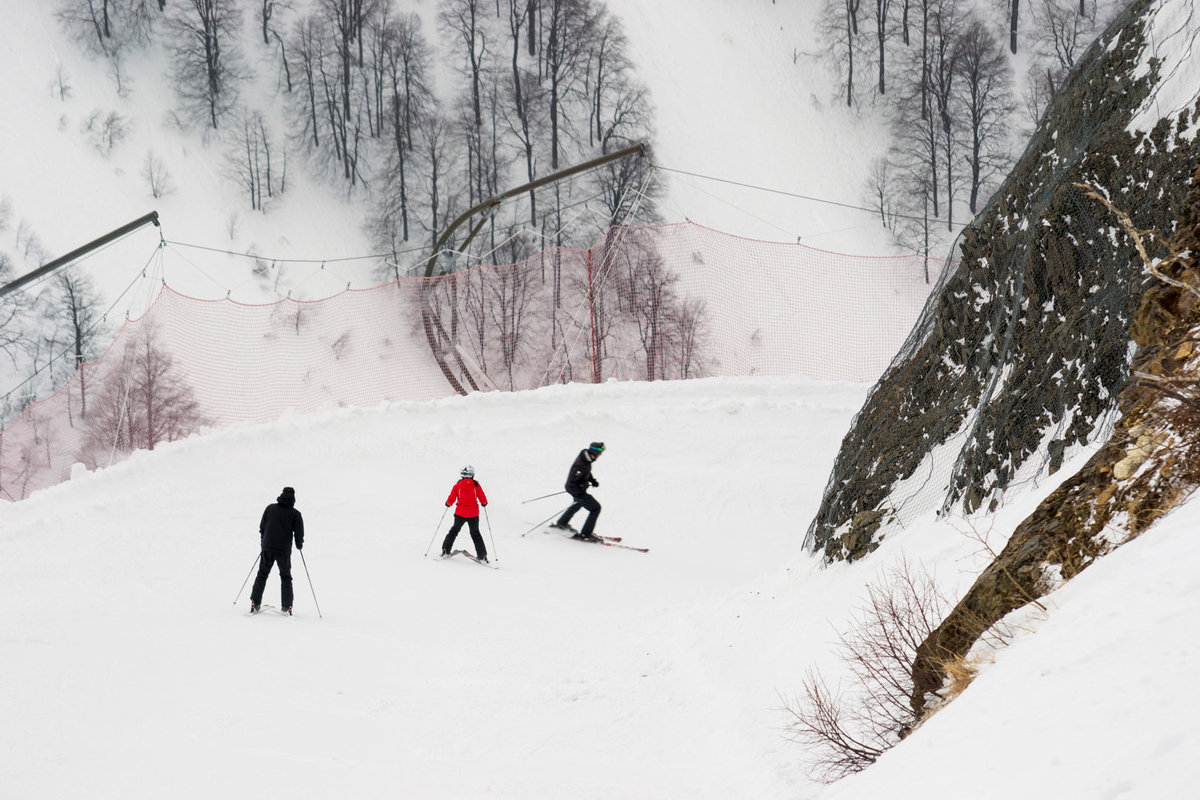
[
  {"x1": 3, "y1": 376, "x2": 1199, "y2": 798},
  {"x1": 0, "y1": 377, "x2": 865, "y2": 798}
]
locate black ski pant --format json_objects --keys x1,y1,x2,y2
[
  {"x1": 557, "y1": 492, "x2": 600, "y2": 537},
  {"x1": 443, "y1": 515, "x2": 486, "y2": 559},
  {"x1": 250, "y1": 548, "x2": 293, "y2": 608}
]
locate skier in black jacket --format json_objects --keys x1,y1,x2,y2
[
  {"x1": 550, "y1": 442, "x2": 604, "y2": 541},
  {"x1": 250, "y1": 486, "x2": 305, "y2": 614}
]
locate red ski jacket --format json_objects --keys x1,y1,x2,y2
[{"x1": 446, "y1": 478, "x2": 488, "y2": 518}]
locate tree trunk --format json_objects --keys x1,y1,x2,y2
[
  {"x1": 845, "y1": 2, "x2": 855, "y2": 107},
  {"x1": 877, "y1": 0, "x2": 886, "y2": 95},
  {"x1": 1009, "y1": 0, "x2": 1019, "y2": 54}
]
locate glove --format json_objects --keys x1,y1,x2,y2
[
  {"x1": 297, "y1": 542, "x2": 303, "y2": 551},
  {"x1": 589, "y1": 477, "x2": 599, "y2": 487},
  {"x1": 446, "y1": 503, "x2": 452, "y2": 508},
  {"x1": 482, "y1": 502, "x2": 488, "y2": 507}
]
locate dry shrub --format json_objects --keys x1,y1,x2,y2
[
  {"x1": 938, "y1": 653, "x2": 980, "y2": 704},
  {"x1": 784, "y1": 557, "x2": 947, "y2": 783}
]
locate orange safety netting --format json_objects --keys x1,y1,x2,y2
[{"x1": 0, "y1": 222, "x2": 946, "y2": 501}]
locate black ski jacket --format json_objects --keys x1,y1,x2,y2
[
  {"x1": 260, "y1": 497, "x2": 304, "y2": 552},
  {"x1": 564, "y1": 449, "x2": 597, "y2": 497}
]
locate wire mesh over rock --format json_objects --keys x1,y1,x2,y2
[
  {"x1": 807, "y1": 0, "x2": 1200, "y2": 562},
  {"x1": 911, "y1": 164, "x2": 1200, "y2": 717}
]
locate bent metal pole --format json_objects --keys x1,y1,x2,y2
[
  {"x1": 0, "y1": 211, "x2": 160, "y2": 301},
  {"x1": 421, "y1": 143, "x2": 646, "y2": 395}
]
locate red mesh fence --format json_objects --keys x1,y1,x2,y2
[{"x1": 0, "y1": 222, "x2": 945, "y2": 501}]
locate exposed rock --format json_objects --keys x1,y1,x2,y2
[
  {"x1": 911, "y1": 165, "x2": 1200, "y2": 718},
  {"x1": 806, "y1": 0, "x2": 1200, "y2": 558}
]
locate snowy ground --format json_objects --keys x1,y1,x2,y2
[{"x1": 2, "y1": 376, "x2": 1197, "y2": 798}]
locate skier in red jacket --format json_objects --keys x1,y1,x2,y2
[{"x1": 441, "y1": 465, "x2": 489, "y2": 562}]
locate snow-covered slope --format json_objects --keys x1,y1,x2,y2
[
  {"x1": 0, "y1": 377, "x2": 866, "y2": 798},
  {"x1": 2, "y1": 377, "x2": 1197, "y2": 798}
]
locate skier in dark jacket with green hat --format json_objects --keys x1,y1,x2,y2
[
  {"x1": 550, "y1": 442, "x2": 604, "y2": 541},
  {"x1": 250, "y1": 486, "x2": 305, "y2": 614}
]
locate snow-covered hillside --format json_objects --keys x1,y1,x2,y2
[
  {"x1": 2, "y1": 377, "x2": 1197, "y2": 798},
  {"x1": 4, "y1": 3, "x2": 1198, "y2": 798},
  {"x1": 605, "y1": 0, "x2": 892, "y2": 252},
  {"x1": 0, "y1": 1, "x2": 891, "y2": 313}
]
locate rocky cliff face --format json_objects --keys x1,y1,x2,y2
[
  {"x1": 807, "y1": 0, "x2": 1200, "y2": 564},
  {"x1": 911, "y1": 166, "x2": 1200, "y2": 715}
]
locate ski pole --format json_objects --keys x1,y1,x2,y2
[
  {"x1": 521, "y1": 505, "x2": 571, "y2": 537},
  {"x1": 233, "y1": 553, "x2": 261, "y2": 605},
  {"x1": 483, "y1": 505, "x2": 498, "y2": 562},
  {"x1": 299, "y1": 549, "x2": 323, "y2": 619},
  {"x1": 425, "y1": 507, "x2": 449, "y2": 557},
  {"x1": 522, "y1": 490, "x2": 567, "y2": 504}
]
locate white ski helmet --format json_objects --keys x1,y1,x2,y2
[{"x1": 461, "y1": 465, "x2": 475, "y2": 479}]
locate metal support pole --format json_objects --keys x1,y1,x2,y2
[{"x1": 0, "y1": 211, "x2": 160, "y2": 300}]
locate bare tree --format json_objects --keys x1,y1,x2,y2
[
  {"x1": 227, "y1": 110, "x2": 286, "y2": 210},
  {"x1": 141, "y1": 149, "x2": 176, "y2": 198},
  {"x1": 485, "y1": 254, "x2": 538, "y2": 388},
  {"x1": 166, "y1": 0, "x2": 245, "y2": 129},
  {"x1": 81, "y1": 329, "x2": 209, "y2": 464},
  {"x1": 953, "y1": 17, "x2": 1012, "y2": 214},
  {"x1": 871, "y1": 0, "x2": 894, "y2": 95},
  {"x1": 1035, "y1": 0, "x2": 1097, "y2": 71},
  {"x1": 1000, "y1": 0, "x2": 1020, "y2": 54},
  {"x1": 865, "y1": 155, "x2": 899, "y2": 229},
  {"x1": 318, "y1": 0, "x2": 371, "y2": 184},
  {"x1": 928, "y1": 1, "x2": 962, "y2": 231},
  {"x1": 821, "y1": 0, "x2": 865, "y2": 107},
  {"x1": 440, "y1": 0, "x2": 497, "y2": 206},
  {"x1": 540, "y1": 0, "x2": 598, "y2": 169},
  {"x1": 374, "y1": 11, "x2": 433, "y2": 249},
  {"x1": 56, "y1": 0, "x2": 159, "y2": 92},
  {"x1": 285, "y1": 5, "x2": 368, "y2": 185},
  {"x1": 260, "y1": 0, "x2": 286, "y2": 45},
  {"x1": 621, "y1": 246, "x2": 675, "y2": 380},
  {"x1": 1022, "y1": 60, "x2": 1057, "y2": 128},
  {"x1": 80, "y1": 109, "x2": 130, "y2": 155},
  {"x1": 289, "y1": 15, "x2": 328, "y2": 149},
  {"x1": 44, "y1": 270, "x2": 107, "y2": 423},
  {"x1": 53, "y1": 65, "x2": 74, "y2": 101},
  {"x1": 888, "y1": 21, "x2": 942, "y2": 254},
  {"x1": 784, "y1": 559, "x2": 948, "y2": 783},
  {"x1": 0, "y1": 296, "x2": 28, "y2": 377},
  {"x1": 674, "y1": 297, "x2": 708, "y2": 380},
  {"x1": 503, "y1": 0, "x2": 543, "y2": 225},
  {"x1": 416, "y1": 113, "x2": 464, "y2": 251}
]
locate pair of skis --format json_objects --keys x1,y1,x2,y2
[
  {"x1": 552, "y1": 529, "x2": 649, "y2": 553},
  {"x1": 248, "y1": 604, "x2": 292, "y2": 617},
  {"x1": 443, "y1": 549, "x2": 498, "y2": 569}
]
